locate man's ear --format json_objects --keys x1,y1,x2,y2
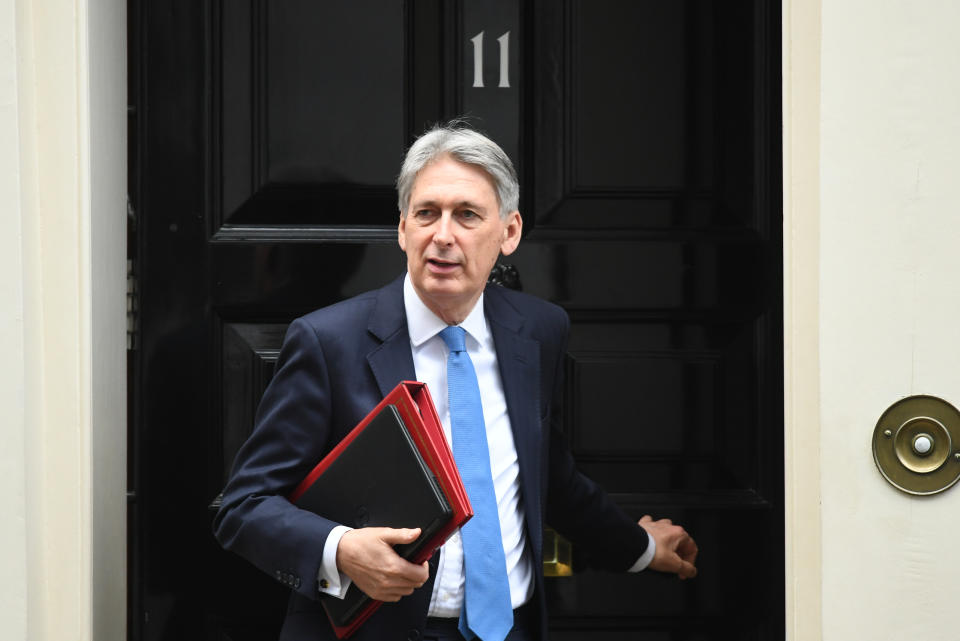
[
  {"x1": 397, "y1": 213, "x2": 407, "y2": 252},
  {"x1": 499, "y1": 210, "x2": 523, "y2": 256}
]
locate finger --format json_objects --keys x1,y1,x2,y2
[
  {"x1": 378, "y1": 589, "x2": 407, "y2": 603},
  {"x1": 378, "y1": 527, "x2": 422, "y2": 544},
  {"x1": 679, "y1": 548, "x2": 698, "y2": 565},
  {"x1": 384, "y1": 574, "x2": 426, "y2": 590},
  {"x1": 383, "y1": 583, "x2": 420, "y2": 601},
  {"x1": 677, "y1": 559, "x2": 697, "y2": 579},
  {"x1": 639, "y1": 515, "x2": 653, "y2": 524},
  {"x1": 674, "y1": 533, "x2": 698, "y2": 559},
  {"x1": 406, "y1": 560, "x2": 429, "y2": 584},
  {"x1": 382, "y1": 555, "x2": 430, "y2": 584},
  {"x1": 665, "y1": 545, "x2": 697, "y2": 579},
  {"x1": 359, "y1": 569, "x2": 423, "y2": 599}
]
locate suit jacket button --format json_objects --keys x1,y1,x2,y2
[
  {"x1": 407, "y1": 630, "x2": 420, "y2": 641},
  {"x1": 294, "y1": 577, "x2": 301, "y2": 589}
]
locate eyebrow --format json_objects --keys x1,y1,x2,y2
[{"x1": 411, "y1": 199, "x2": 487, "y2": 212}]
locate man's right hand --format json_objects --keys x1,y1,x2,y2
[{"x1": 335, "y1": 527, "x2": 430, "y2": 602}]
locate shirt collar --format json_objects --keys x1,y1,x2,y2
[{"x1": 403, "y1": 273, "x2": 489, "y2": 348}]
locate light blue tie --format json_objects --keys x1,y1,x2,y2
[{"x1": 439, "y1": 326, "x2": 513, "y2": 641}]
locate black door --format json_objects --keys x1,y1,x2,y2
[{"x1": 129, "y1": 2, "x2": 782, "y2": 640}]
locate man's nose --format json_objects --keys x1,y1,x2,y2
[{"x1": 432, "y1": 212, "x2": 455, "y2": 245}]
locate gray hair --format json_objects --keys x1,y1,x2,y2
[{"x1": 396, "y1": 123, "x2": 519, "y2": 219}]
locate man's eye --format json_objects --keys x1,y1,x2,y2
[
  {"x1": 460, "y1": 210, "x2": 478, "y2": 219},
  {"x1": 414, "y1": 210, "x2": 435, "y2": 219}
]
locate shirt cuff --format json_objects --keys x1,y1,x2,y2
[
  {"x1": 627, "y1": 531, "x2": 656, "y2": 572},
  {"x1": 317, "y1": 525, "x2": 354, "y2": 598}
]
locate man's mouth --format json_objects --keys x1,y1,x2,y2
[{"x1": 427, "y1": 257, "x2": 460, "y2": 272}]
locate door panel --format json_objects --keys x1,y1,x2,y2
[
  {"x1": 130, "y1": 1, "x2": 782, "y2": 639},
  {"x1": 215, "y1": 1, "x2": 407, "y2": 227}
]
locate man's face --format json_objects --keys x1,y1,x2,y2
[{"x1": 398, "y1": 154, "x2": 522, "y2": 324}]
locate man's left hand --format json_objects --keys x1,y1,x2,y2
[{"x1": 638, "y1": 515, "x2": 699, "y2": 579}]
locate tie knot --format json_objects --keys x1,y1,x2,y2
[{"x1": 439, "y1": 325, "x2": 466, "y2": 353}]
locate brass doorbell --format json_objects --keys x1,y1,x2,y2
[{"x1": 872, "y1": 395, "x2": 960, "y2": 495}]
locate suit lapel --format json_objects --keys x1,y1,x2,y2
[
  {"x1": 485, "y1": 287, "x2": 544, "y2": 557},
  {"x1": 366, "y1": 276, "x2": 417, "y2": 397}
]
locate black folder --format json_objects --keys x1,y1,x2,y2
[{"x1": 292, "y1": 404, "x2": 453, "y2": 627}]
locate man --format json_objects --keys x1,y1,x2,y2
[{"x1": 214, "y1": 124, "x2": 697, "y2": 641}]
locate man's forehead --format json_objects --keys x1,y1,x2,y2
[
  {"x1": 408, "y1": 159, "x2": 496, "y2": 196},
  {"x1": 414, "y1": 155, "x2": 496, "y2": 186}
]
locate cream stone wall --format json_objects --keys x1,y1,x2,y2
[
  {"x1": 0, "y1": 0, "x2": 126, "y2": 639},
  {"x1": 819, "y1": 2, "x2": 960, "y2": 639},
  {"x1": 0, "y1": 0, "x2": 29, "y2": 636},
  {"x1": 786, "y1": 1, "x2": 960, "y2": 639}
]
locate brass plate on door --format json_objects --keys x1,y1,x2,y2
[
  {"x1": 872, "y1": 395, "x2": 960, "y2": 495},
  {"x1": 542, "y1": 526, "x2": 573, "y2": 577}
]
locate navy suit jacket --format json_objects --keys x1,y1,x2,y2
[{"x1": 213, "y1": 275, "x2": 648, "y2": 641}]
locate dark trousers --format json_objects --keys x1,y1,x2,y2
[
  {"x1": 422, "y1": 629, "x2": 533, "y2": 641},
  {"x1": 423, "y1": 603, "x2": 537, "y2": 641}
]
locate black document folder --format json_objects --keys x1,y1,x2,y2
[{"x1": 291, "y1": 404, "x2": 453, "y2": 627}]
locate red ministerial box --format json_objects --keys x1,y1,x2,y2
[{"x1": 289, "y1": 381, "x2": 472, "y2": 639}]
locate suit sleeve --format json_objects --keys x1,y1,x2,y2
[
  {"x1": 212, "y1": 317, "x2": 341, "y2": 600},
  {"x1": 541, "y1": 311, "x2": 651, "y2": 571}
]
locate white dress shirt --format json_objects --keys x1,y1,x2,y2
[
  {"x1": 317, "y1": 275, "x2": 654, "y2": 604},
  {"x1": 402, "y1": 275, "x2": 534, "y2": 615}
]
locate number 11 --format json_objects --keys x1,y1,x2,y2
[{"x1": 470, "y1": 31, "x2": 511, "y2": 89}]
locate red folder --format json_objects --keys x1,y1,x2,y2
[{"x1": 289, "y1": 381, "x2": 472, "y2": 638}]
